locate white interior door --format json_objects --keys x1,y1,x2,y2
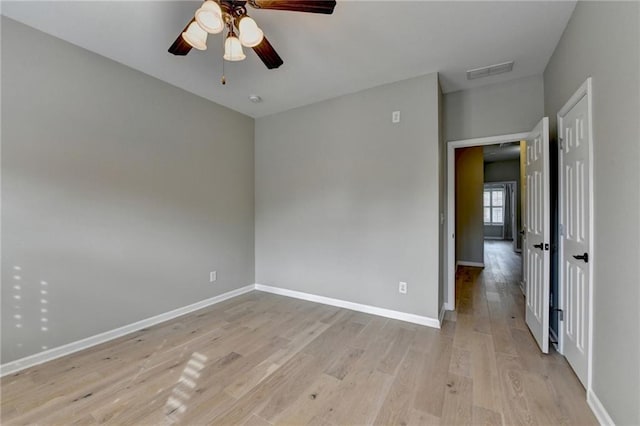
[
  {"x1": 524, "y1": 117, "x2": 551, "y2": 353},
  {"x1": 559, "y1": 84, "x2": 592, "y2": 388}
]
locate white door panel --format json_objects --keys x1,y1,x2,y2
[
  {"x1": 559, "y1": 91, "x2": 591, "y2": 388},
  {"x1": 524, "y1": 117, "x2": 551, "y2": 354}
]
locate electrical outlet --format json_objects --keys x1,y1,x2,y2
[
  {"x1": 392, "y1": 111, "x2": 401, "y2": 123},
  {"x1": 210, "y1": 271, "x2": 217, "y2": 282},
  {"x1": 399, "y1": 281, "x2": 407, "y2": 294}
]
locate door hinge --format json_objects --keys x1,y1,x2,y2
[
  {"x1": 559, "y1": 223, "x2": 564, "y2": 236},
  {"x1": 559, "y1": 137, "x2": 564, "y2": 150}
]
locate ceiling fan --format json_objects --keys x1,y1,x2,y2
[{"x1": 168, "y1": 0, "x2": 337, "y2": 72}]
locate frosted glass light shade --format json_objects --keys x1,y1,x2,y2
[
  {"x1": 224, "y1": 35, "x2": 246, "y2": 61},
  {"x1": 195, "y1": 1, "x2": 224, "y2": 34},
  {"x1": 238, "y1": 16, "x2": 264, "y2": 47},
  {"x1": 182, "y1": 21, "x2": 208, "y2": 50}
]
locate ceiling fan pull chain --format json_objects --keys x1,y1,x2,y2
[{"x1": 221, "y1": 28, "x2": 226, "y2": 85}]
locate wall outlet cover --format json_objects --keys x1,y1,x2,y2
[
  {"x1": 210, "y1": 271, "x2": 217, "y2": 282},
  {"x1": 399, "y1": 281, "x2": 407, "y2": 294}
]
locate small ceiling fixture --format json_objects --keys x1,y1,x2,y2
[
  {"x1": 248, "y1": 94, "x2": 262, "y2": 103},
  {"x1": 168, "y1": 0, "x2": 337, "y2": 84}
]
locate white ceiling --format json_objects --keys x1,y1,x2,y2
[{"x1": 1, "y1": 1, "x2": 576, "y2": 118}]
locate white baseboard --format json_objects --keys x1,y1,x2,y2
[
  {"x1": 439, "y1": 304, "x2": 447, "y2": 325},
  {"x1": 444, "y1": 302, "x2": 455, "y2": 311},
  {"x1": 2, "y1": 282, "x2": 443, "y2": 376},
  {"x1": 587, "y1": 389, "x2": 615, "y2": 426},
  {"x1": 0, "y1": 284, "x2": 255, "y2": 377},
  {"x1": 255, "y1": 284, "x2": 441, "y2": 329},
  {"x1": 456, "y1": 261, "x2": 485, "y2": 268}
]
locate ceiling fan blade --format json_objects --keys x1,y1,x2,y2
[
  {"x1": 252, "y1": 36, "x2": 284, "y2": 69},
  {"x1": 168, "y1": 19, "x2": 195, "y2": 56},
  {"x1": 249, "y1": 0, "x2": 336, "y2": 14}
]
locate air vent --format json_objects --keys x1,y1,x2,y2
[{"x1": 466, "y1": 61, "x2": 514, "y2": 80}]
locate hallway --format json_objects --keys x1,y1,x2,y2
[{"x1": 451, "y1": 239, "x2": 597, "y2": 424}]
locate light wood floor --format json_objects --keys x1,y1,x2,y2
[{"x1": 1, "y1": 240, "x2": 597, "y2": 425}]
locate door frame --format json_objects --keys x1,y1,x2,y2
[
  {"x1": 557, "y1": 77, "x2": 595, "y2": 391},
  {"x1": 446, "y1": 132, "x2": 529, "y2": 310}
]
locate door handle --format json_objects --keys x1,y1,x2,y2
[
  {"x1": 533, "y1": 243, "x2": 544, "y2": 249},
  {"x1": 573, "y1": 253, "x2": 589, "y2": 263}
]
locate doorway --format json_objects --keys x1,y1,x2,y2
[{"x1": 446, "y1": 132, "x2": 529, "y2": 309}]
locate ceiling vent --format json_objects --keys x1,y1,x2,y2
[{"x1": 466, "y1": 61, "x2": 514, "y2": 80}]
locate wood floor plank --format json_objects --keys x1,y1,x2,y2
[
  {"x1": 471, "y1": 332, "x2": 502, "y2": 413},
  {"x1": 440, "y1": 373, "x2": 473, "y2": 426},
  {"x1": 373, "y1": 349, "x2": 425, "y2": 425},
  {"x1": 449, "y1": 346, "x2": 472, "y2": 378},
  {"x1": 1, "y1": 241, "x2": 598, "y2": 425},
  {"x1": 272, "y1": 373, "x2": 342, "y2": 426},
  {"x1": 472, "y1": 405, "x2": 503, "y2": 425}
]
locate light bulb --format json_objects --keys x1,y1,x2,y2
[
  {"x1": 224, "y1": 34, "x2": 246, "y2": 61},
  {"x1": 195, "y1": 1, "x2": 224, "y2": 34},
  {"x1": 238, "y1": 16, "x2": 264, "y2": 47},
  {"x1": 182, "y1": 21, "x2": 207, "y2": 50}
]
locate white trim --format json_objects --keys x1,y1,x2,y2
[
  {"x1": 2, "y1": 282, "x2": 446, "y2": 377},
  {"x1": 456, "y1": 261, "x2": 485, "y2": 268},
  {"x1": 587, "y1": 389, "x2": 615, "y2": 426},
  {"x1": 254, "y1": 284, "x2": 441, "y2": 329},
  {"x1": 447, "y1": 132, "x2": 529, "y2": 311},
  {"x1": 439, "y1": 304, "x2": 447, "y2": 325},
  {"x1": 448, "y1": 133, "x2": 530, "y2": 148},
  {"x1": 444, "y1": 302, "x2": 454, "y2": 311},
  {"x1": 0, "y1": 284, "x2": 255, "y2": 377},
  {"x1": 557, "y1": 77, "x2": 595, "y2": 392}
]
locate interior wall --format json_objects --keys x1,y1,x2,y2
[
  {"x1": 455, "y1": 147, "x2": 484, "y2": 265},
  {"x1": 484, "y1": 159, "x2": 522, "y2": 249},
  {"x1": 1, "y1": 18, "x2": 255, "y2": 363},
  {"x1": 544, "y1": 2, "x2": 640, "y2": 424},
  {"x1": 438, "y1": 79, "x2": 446, "y2": 312},
  {"x1": 255, "y1": 73, "x2": 441, "y2": 320},
  {"x1": 444, "y1": 75, "x2": 544, "y2": 141}
]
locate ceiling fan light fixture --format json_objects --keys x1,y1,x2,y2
[
  {"x1": 195, "y1": 0, "x2": 224, "y2": 34},
  {"x1": 182, "y1": 21, "x2": 208, "y2": 50},
  {"x1": 224, "y1": 33, "x2": 246, "y2": 61},
  {"x1": 238, "y1": 16, "x2": 264, "y2": 47}
]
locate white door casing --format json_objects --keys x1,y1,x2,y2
[
  {"x1": 558, "y1": 78, "x2": 593, "y2": 389},
  {"x1": 524, "y1": 117, "x2": 551, "y2": 354}
]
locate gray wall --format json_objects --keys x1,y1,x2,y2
[
  {"x1": 544, "y1": 2, "x2": 640, "y2": 424},
  {"x1": 438, "y1": 80, "x2": 446, "y2": 312},
  {"x1": 1, "y1": 18, "x2": 255, "y2": 363},
  {"x1": 484, "y1": 160, "x2": 522, "y2": 249},
  {"x1": 444, "y1": 75, "x2": 544, "y2": 141},
  {"x1": 455, "y1": 147, "x2": 484, "y2": 264},
  {"x1": 485, "y1": 159, "x2": 520, "y2": 183},
  {"x1": 255, "y1": 73, "x2": 441, "y2": 319}
]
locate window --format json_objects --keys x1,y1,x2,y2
[{"x1": 484, "y1": 186, "x2": 504, "y2": 225}]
